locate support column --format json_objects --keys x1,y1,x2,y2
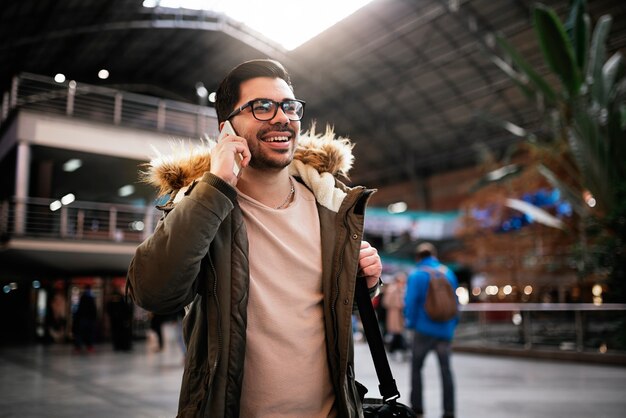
[
  {"x1": 66, "y1": 81, "x2": 76, "y2": 116},
  {"x1": 10, "y1": 76, "x2": 18, "y2": 108},
  {"x1": 14, "y1": 141, "x2": 31, "y2": 235},
  {"x1": 109, "y1": 207, "x2": 118, "y2": 241},
  {"x1": 157, "y1": 100, "x2": 165, "y2": 131},
  {"x1": 114, "y1": 92, "x2": 122, "y2": 125},
  {"x1": 2, "y1": 92, "x2": 8, "y2": 122},
  {"x1": 143, "y1": 207, "x2": 154, "y2": 241}
]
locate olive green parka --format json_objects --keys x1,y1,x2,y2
[{"x1": 127, "y1": 126, "x2": 375, "y2": 417}]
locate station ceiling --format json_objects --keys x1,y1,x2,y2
[{"x1": 2, "y1": 0, "x2": 625, "y2": 189}]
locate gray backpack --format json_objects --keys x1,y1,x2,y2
[{"x1": 423, "y1": 266, "x2": 457, "y2": 322}]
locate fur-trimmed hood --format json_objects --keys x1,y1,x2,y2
[{"x1": 143, "y1": 124, "x2": 357, "y2": 212}]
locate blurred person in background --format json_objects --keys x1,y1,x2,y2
[
  {"x1": 383, "y1": 271, "x2": 408, "y2": 361},
  {"x1": 72, "y1": 285, "x2": 97, "y2": 354},
  {"x1": 404, "y1": 242, "x2": 459, "y2": 418},
  {"x1": 45, "y1": 291, "x2": 67, "y2": 344},
  {"x1": 107, "y1": 287, "x2": 133, "y2": 351},
  {"x1": 149, "y1": 312, "x2": 165, "y2": 352}
]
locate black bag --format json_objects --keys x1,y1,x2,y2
[
  {"x1": 355, "y1": 278, "x2": 417, "y2": 418},
  {"x1": 362, "y1": 398, "x2": 417, "y2": 417}
]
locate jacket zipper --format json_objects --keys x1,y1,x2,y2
[
  {"x1": 333, "y1": 192, "x2": 368, "y2": 418},
  {"x1": 203, "y1": 254, "x2": 222, "y2": 408},
  {"x1": 331, "y1": 229, "x2": 349, "y2": 355},
  {"x1": 331, "y1": 190, "x2": 363, "y2": 367}
]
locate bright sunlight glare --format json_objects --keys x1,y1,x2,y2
[{"x1": 142, "y1": 0, "x2": 375, "y2": 50}]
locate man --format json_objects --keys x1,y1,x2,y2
[
  {"x1": 127, "y1": 59, "x2": 382, "y2": 417},
  {"x1": 73, "y1": 285, "x2": 97, "y2": 354},
  {"x1": 106, "y1": 286, "x2": 133, "y2": 351},
  {"x1": 404, "y1": 242, "x2": 458, "y2": 418}
]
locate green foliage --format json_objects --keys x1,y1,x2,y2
[
  {"x1": 533, "y1": 4, "x2": 582, "y2": 97},
  {"x1": 495, "y1": 36, "x2": 557, "y2": 105},
  {"x1": 564, "y1": 0, "x2": 589, "y2": 73},
  {"x1": 496, "y1": 1, "x2": 626, "y2": 218},
  {"x1": 586, "y1": 16, "x2": 613, "y2": 106},
  {"x1": 494, "y1": 1, "x2": 626, "y2": 297}
]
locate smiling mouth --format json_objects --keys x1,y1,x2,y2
[{"x1": 261, "y1": 135, "x2": 291, "y2": 143}]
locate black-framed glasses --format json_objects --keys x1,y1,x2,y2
[{"x1": 226, "y1": 98, "x2": 306, "y2": 121}]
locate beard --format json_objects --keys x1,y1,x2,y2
[{"x1": 247, "y1": 125, "x2": 299, "y2": 171}]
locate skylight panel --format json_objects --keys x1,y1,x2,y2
[{"x1": 143, "y1": 0, "x2": 374, "y2": 50}]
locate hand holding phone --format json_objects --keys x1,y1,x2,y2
[{"x1": 217, "y1": 120, "x2": 243, "y2": 177}]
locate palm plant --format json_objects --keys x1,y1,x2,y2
[
  {"x1": 492, "y1": 0, "x2": 626, "y2": 299},
  {"x1": 495, "y1": 0, "x2": 625, "y2": 218}
]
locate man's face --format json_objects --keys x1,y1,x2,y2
[{"x1": 229, "y1": 77, "x2": 300, "y2": 171}]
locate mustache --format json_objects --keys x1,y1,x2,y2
[{"x1": 258, "y1": 125, "x2": 296, "y2": 136}]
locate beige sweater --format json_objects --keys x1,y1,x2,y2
[{"x1": 238, "y1": 179, "x2": 336, "y2": 418}]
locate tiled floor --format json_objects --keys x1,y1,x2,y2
[{"x1": 1, "y1": 328, "x2": 626, "y2": 418}]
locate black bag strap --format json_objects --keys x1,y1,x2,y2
[{"x1": 355, "y1": 278, "x2": 401, "y2": 403}]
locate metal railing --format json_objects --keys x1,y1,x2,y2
[
  {"x1": 1, "y1": 197, "x2": 161, "y2": 243},
  {"x1": 456, "y1": 303, "x2": 626, "y2": 354},
  {"x1": 1, "y1": 73, "x2": 218, "y2": 139}
]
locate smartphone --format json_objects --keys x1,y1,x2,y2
[{"x1": 217, "y1": 120, "x2": 242, "y2": 176}]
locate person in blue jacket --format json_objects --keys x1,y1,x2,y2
[{"x1": 404, "y1": 242, "x2": 459, "y2": 418}]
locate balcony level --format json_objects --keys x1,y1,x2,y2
[
  {"x1": 0, "y1": 73, "x2": 218, "y2": 277},
  {"x1": 0, "y1": 197, "x2": 161, "y2": 276}
]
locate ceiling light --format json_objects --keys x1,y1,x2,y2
[
  {"x1": 195, "y1": 82, "x2": 208, "y2": 98},
  {"x1": 63, "y1": 158, "x2": 82, "y2": 172},
  {"x1": 592, "y1": 284, "x2": 603, "y2": 297},
  {"x1": 98, "y1": 69, "x2": 110, "y2": 79},
  {"x1": 118, "y1": 185, "x2": 135, "y2": 197},
  {"x1": 387, "y1": 201, "x2": 407, "y2": 214},
  {"x1": 130, "y1": 220, "x2": 145, "y2": 231},
  {"x1": 143, "y1": 0, "x2": 375, "y2": 50},
  {"x1": 583, "y1": 190, "x2": 596, "y2": 207},
  {"x1": 50, "y1": 200, "x2": 62, "y2": 211},
  {"x1": 54, "y1": 73, "x2": 66, "y2": 83},
  {"x1": 61, "y1": 193, "x2": 75, "y2": 205}
]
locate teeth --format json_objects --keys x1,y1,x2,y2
[{"x1": 264, "y1": 136, "x2": 290, "y2": 142}]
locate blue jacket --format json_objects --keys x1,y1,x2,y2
[{"x1": 404, "y1": 256, "x2": 459, "y2": 340}]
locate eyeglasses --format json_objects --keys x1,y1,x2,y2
[{"x1": 226, "y1": 98, "x2": 306, "y2": 121}]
